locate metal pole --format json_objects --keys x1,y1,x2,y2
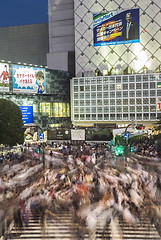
[{"x1": 43, "y1": 144, "x2": 45, "y2": 169}]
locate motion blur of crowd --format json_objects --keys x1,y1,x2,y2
[{"x1": 0, "y1": 141, "x2": 161, "y2": 239}]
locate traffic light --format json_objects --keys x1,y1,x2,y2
[
  {"x1": 130, "y1": 146, "x2": 134, "y2": 152},
  {"x1": 115, "y1": 146, "x2": 124, "y2": 156},
  {"x1": 37, "y1": 146, "x2": 40, "y2": 154}
]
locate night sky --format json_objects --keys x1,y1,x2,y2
[{"x1": 0, "y1": 0, "x2": 48, "y2": 27}]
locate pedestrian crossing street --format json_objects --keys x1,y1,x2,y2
[{"x1": 7, "y1": 209, "x2": 161, "y2": 240}]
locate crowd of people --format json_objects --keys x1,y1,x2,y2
[{"x1": 0, "y1": 141, "x2": 161, "y2": 239}]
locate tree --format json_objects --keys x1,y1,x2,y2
[{"x1": 0, "y1": 99, "x2": 24, "y2": 146}]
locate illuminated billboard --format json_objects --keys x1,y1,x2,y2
[
  {"x1": 93, "y1": 8, "x2": 140, "y2": 46},
  {"x1": 13, "y1": 65, "x2": 45, "y2": 93},
  {"x1": 19, "y1": 106, "x2": 33, "y2": 124},
  {"x1": 0, "y1": 63, "x2": 10, "y2": 92}
]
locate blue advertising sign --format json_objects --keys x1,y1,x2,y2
[
  {"x1": 13, "y1": 65, "x2": 45, "y2": 93},
  {"x1": 93, "y1": 8, "x2": 140, "y2": 46},
  {"x1": 39, "y1": 133, "x2": 44, "y2": 139},
  {"x1": 19, "y1": 106, "x2": 33, "y2": 124}
]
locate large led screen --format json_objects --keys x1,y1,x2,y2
[
  {"x1": 93, "y1": 8, "x2": 140, "y2": 46},
  {"x1": 19, "y1": 106, "x2": 33, "y2": 124},
  {"x1": 0, "y1": 63, "x2": 10, "y2": 92},
  {"x1": 13, "y1": 65, "x2": 45, "y2": 93}
]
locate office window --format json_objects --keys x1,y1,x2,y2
[
  {"x1": 110, "y1": 99, "x2": 115, "y2": 105},
  {"x1": 97, "y1": 92, "x2": 102, "y2": 98},
  {"x1": 97, "y1": 85, "x2": 102, "y2": 91},
  {"x1": 123, "y1": 106, "x2": 128, "y2": 112},
  {"x1": 136, "y1": 83, "x2": 141, "y2": 89},
  {"x1": 104, "y1": 106, "x2": 109, "y2": 112},
  {"x1": 143, "y1": 106, "x2": 149, "y2": 112},
  {"x1": 110, "y1": 84, "x2": 115, "y2": 91},
  {"x1": 104, "y1": 99, "x2": 109, "y2": 105},
  {"x1": 143, "y1": 113, "x2": 149, "y2": 120},
  {"x1": 80, "y1": 107, "x2": 84, "y2": 113},
  {"x1": 74, "y1": 114, "x2": 79, "y2": 120},
  {"x1": 136, "y1": 91, "x2": 142, "y2": 97},
  {"x1": 110, "y1": 106, "x2": 115, "y2": 112},
  {"x1": 136, "y1": 106, "x2": 142, "y2": 112},
  {"x1": 103, "y1": 77, "x2": 108, "y2": 83},
  {"x1": 104, "y1": 114, "x2": 109, "y2": 120},
  {"x1": 143, "y1": 75, "x2": 148, "y2": 81},
  {"x1": 150, "y1": 98, "x2": 156, "y2": 104},
  {"x1": 150, "y1": 106, "x2": 156, "y2": 112},
  {"x1": 97, "y1": 107, "x2": 102, "y2": 113},
  {"x1": 92, "y1": 114, "x2": 96, "y2": 120},
  {"x1": 123, "y1": 91, "x2": 128, "y2": 97},
  {"x1": 123, "y1": 84, "x2": 128, "y2": 90},
  {"x1": 103, "y1": 92, "x2": 108, "y2": 98},
  {"x1": 136, "y1": 75, "x2": 141, "y2": 82},
  {"x1": 74, "y1": 86, "x2": 78, "y2": 92},
  {"x1": 91, "y1": 79, "x2": 96, "y2": 84},
  {"x1": 92, "y1": 100, "x2": 96, "y2": 105},
  {"x1": 123, "y1": 76, "x2": 128, "y2": 82},
  {"x1": 123, "y1": 99, "x2": 128, "y2": 105},
  {"x1": 74, "y1": 93, "x2": 78, "y2": 99},
  {"x1": 129, "y1": 83, "x2": 135, "y2": 89},
  {"x1": 116, "y1": 91, "x2": 121, "y2": 98},
  {"x1": 92, "y1": 107, "x2": 96, "y2": 113},
  {"x1": 85, "y1": 85, "x2": 90, "y2": 91},
  {"x1": 129, "y1": 76, "x2": 135, "y2": 82},
  {"x1": 136, "y1": 98, "x2": 142, "y2": 104},
  {"x1": 143, "y1": 83, "x2": 149, "y2": 89},
  {"x1": 143, "y1": 90, "x2": 148, "y2": 97},
  {"x1": 116, "y1": 77, "x2": 121, "y2": 83},
  {"x1": 74, "y1": 107, "x2": 79, "y2": 113},
  {"x1": 86, "y1": 107, "x2": 90, "y2": 113},
  {"x1": 85, "y1": 92, "x2": 90, "y2": 99},
  {"x1": 97, "y1": 99, "x2": 102, "y2": 105},
  {"x1": 103, "y1": 85, "x2": 108, "y2": 91},
  {"x1": 130, "y1": 99, "x2": 135, "y2": 105},
  {"x1": 150, "y1": 90, "x2": 156, "y2": 96},
  {"x1": 150, "y1": 113, "x2": 156, "y2": 119},
  {"x1": 80, "y1": 86, "x2": 84, "y2": 91},
  {"x1": 91, "y1": 92, "x2": 96, "y2": 98},
  {"x1": 130, "y1": 113, "x2": 135, "y2": 120},
  {"x1": 130, "y1": 91, "x2": 135, "y2": 97},
  {"x1": 80, "y1": 114, "x2": 85, "y2": 120},
  {"x1": 150, "y1": 82, "x2": 155, "y2": 89},
  {"x1": 91, "y1": 85, "x2": 96, "y2": 91},
  {"x1": 98, "y1": 114, "x2": 102, "y2": 120},
  {"x1": 130, "y1": 106, "x2": 135, "y2": 112},
  {"x1": 143, "y1": 98, "x2": 149, "y2": 104},
  {"x1": 74, "y1": 100, "x2": 78, "y2": 106},
  {"x1": 86, "y1": 100, "x2": 90, "y2": 106},
  {"x1": 85, "y1": 79, "x2": 90, "y2": 84},
  {"x1": 117, "y1": 106, "x2": 122, "y2": 112},
  {"x1": 117, "y1": 114, "x2": 122, "y2": 120},
  {"x1": 74, "y1": 79, "x2": 78, "y2": 85},
  {"x1": 110, "y1": 92, "x2": 115, "y2": 98},
  {"x1": 80, "y1": 93, "x2": 84, "y2": 99},
  {"x1": 110, "y1": 114, "x2": 115, "y2": 120},
  {"x1": 137, "y1": 113, "x2": 142, "y2": 120},
  {"x1": 80, "y1": 100, "x2": 84, "y2": 106},
  {"x1": 97, "y1": 78, "x2": 102, "y2": 84},
  {"x1": 123, "y1": 114, "x2": 128, "y2": 120},
  {"x1": 157, "y1": 90, "x2": 161, "y2": 96},
  {"x1": 116, "y1": 99, "x2": 122, "y2": 105},
  {"x1": 86, "y1": 114, "x2": 91, "y2": 120}
]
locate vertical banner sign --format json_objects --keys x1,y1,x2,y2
[
  {"x1": 157, "y1": 98, "x2": 161, "y2": 111},
  {"x1": 0, "y1": 63, "x2": 10, "y2": 92},
  {"x1": 13, "y1": 65, "x2": 45, "y2": 93},
  {"x1": 93, "y1": 8, "x2": 140, "y2": 46}
]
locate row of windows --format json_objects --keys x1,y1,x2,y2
[
  {"x1": 74, "y1": 113, "x2": 157, "y2": 121},
  {"x1": 34, "y1": 102, "x2": 70, "y2": 118},
  {"x1": 73, "y1": 74, "x2": 161, "y2": 85},
  {"x1": 74, "y1": 105, "x2": 156, "y2": 113},
  {"x1": 74, "y1": 82, "x2": 158, "y2": 92},
  {"x1": 74, "y1": 90, "x2": 161, "y2": 99},
  {"x1": 74, "y1": 98, "x2": 156, "y2": 106}
]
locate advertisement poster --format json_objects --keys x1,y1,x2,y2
[
  {"x1": 157, "y1": 98, "x2": 161, "y2": 111},
  {"x1": 19, "y1": 106, "x2": 33, "y2": 124},
  {"x1": 13, "y1": 65, "x2": 45, "y2": 93},
  {"x1": 93, "y1": 8, "x2": 140, "y2": 46},
  {"x1": 0, "y1": 63, "x2": 10, "y2": 92},
  {"x1": 71, "y1": 129, "x2": 85, "y2": 141}
]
